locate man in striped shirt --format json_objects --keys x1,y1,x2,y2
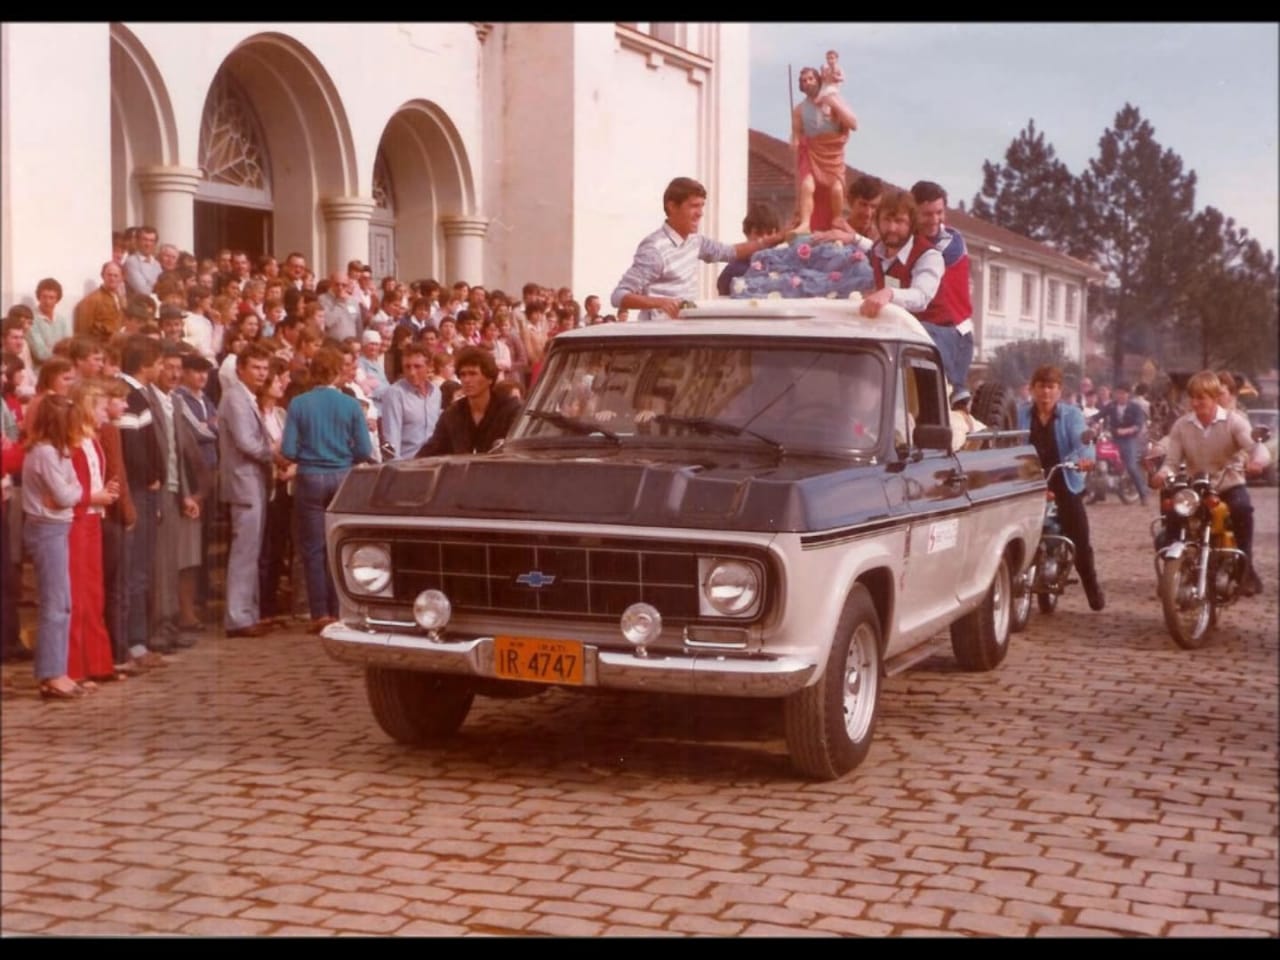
[{"x1": 611, "y1": 177, "x2": 784, "y2": 322}]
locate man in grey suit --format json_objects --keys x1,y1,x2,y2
[
  {"x1": 148, "y1": 345, "x2": 210, "y2": 651},
  {"x1": 218, "y1": 343, "x2": 277, "y2": 637}
]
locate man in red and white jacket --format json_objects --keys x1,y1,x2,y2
[
  {"x1": 910, "y1": 180, "x2": 975, "y2": 408},
  {"x1": 859, "y1": 184, "x2": 975, "y2": 408}
]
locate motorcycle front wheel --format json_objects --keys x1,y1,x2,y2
[
  {"x1": 1160, "y1": 552, "x2": 1213, "y2": 649},
  {"x1": 1119, "y1": 475, "x2": 1141, "y2": 505}
]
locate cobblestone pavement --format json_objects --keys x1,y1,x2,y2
[{"x1": 2, "y1": 493, "x2": 1277, "y2": 937}]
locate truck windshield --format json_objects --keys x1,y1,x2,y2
[{"x1": 513, "y1": 341, "x2": 885, "y2": 453}]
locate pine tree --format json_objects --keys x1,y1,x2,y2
[
  {"x1": 1180, "y1": 207, "x2": 1279, "y2": 373},
  {"x1": 969, "y1": 119, "x2": 1084, "y2": 255},
  {"x1": 1077, "y1": 104, "x2": 1197, "y2": 383}
]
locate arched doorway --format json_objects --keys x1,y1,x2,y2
[
  {"x1": 194, "y1": 70, "x2": 273, "y2": 264},
  {"x1": 369, "y1": 148, "x2": 397, "y2": 282},
  {"x1": 374, "y1": 101, "x2": 474, "y2": 283}
]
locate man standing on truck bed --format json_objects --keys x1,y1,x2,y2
[
  {"x1": 611, "y1": 177, "x2": 785, "y2": 322},
  {"x1": 1018, "y1": 364, "x2": 1106, "y2": 612},
  {"x1": 910, "y1": 181, "x2": 974, "y2": 410}
]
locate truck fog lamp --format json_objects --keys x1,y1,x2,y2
[
  {"x1": 1172, "y1": 488, "x2": 1200, "y2": 518},
  {"x1": 700, "y1": 558, "x2": 761, "y2": 616},
  {"x1": 346, "y1": 543, "x2": 391, "y2": 594},
  {"x1": 621, "y1": 603, "x2": 662, "y2": 655},
  {"x1": 413, "y1": 590, "x2": 452, "y2": 633}
]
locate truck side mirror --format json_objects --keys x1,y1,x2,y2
[{"x1": 913, "y1": 424, "x2": 953, "y2": 451}]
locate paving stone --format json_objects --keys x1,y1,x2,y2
[{"x1": 2, "y1": 497, "x2": 1274, "y2": 937}]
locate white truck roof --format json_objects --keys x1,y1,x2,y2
[{"x1": 560, "y1": 296, "x2": 937, "y2": 349}]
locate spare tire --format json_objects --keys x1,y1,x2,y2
[{"x1": 972, "y1": 382, "x2": 1018, "y2": 433}]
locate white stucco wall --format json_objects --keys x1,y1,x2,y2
[
  {"x1": 2, "y1": 22, "x2": 751, "y2": 314},
  {"x1": 3, "y1": 23, "x2": 114, "y2": 307}
]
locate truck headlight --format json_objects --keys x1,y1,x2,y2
[
  {"x1": 344, "y1": 543, "x2": 391, "y2": 595},
  {"x1": 1172, "y1": 488, "x2": 1200, "y2": 518},
  {"x1": 413, "y1": 589, "x2": 452, "y2": 632},
  {"x1": 621, "y1": 602, "x2": 662, "y2": 653},
  {"x1": 699, "y1": 558, "x2": 762, "y2": 617}
]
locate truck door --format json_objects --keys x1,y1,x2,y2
[{"x1": 894, "y1": 351, "x2": 970, "y2": 638}]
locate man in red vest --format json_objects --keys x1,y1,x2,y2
[{"x1": 859, "y1": 186, "x2": 973, "y2": 409}]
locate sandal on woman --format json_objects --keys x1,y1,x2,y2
[
  {"x1": 78, "y1": 680, "x2": 100, "y2": 692},
  {"x1": 39, "y1": 681, "x2": 86, "y2": 701}
]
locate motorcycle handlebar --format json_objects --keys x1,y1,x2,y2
[{"x1": 1045, "y1": 460, "x2": 1090, "y2": 482}]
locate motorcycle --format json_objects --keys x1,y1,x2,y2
[
  {"x1": 1152, "y1": 466, "x2": 1247, "y2": 649},
  {"x1": 1087, "y1": 428, "x2": 1141, "y2": 505},
  {"x1": 1011, "y1": 458, "x2": 1091, "y2": 633}
]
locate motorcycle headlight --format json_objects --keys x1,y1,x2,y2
[
  {"x1": 1172, "y1": 488, "x2": 1200, "y2": 518},
  {"x1": 343, "y1": 542, "x2": 392, "y2": 595},
  {"x1": 699, "y1": 557, "x2": 762, "y2": 617}
]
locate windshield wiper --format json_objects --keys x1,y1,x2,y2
[
  {"x1": 525, "y1": 410, "x2": 621, "y2": 443},
  {"x1": 652, "y1": 415, "x2": 784, "y2": 457}
]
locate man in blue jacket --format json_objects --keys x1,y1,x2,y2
[{"x1": 1017, "y1": 364, "x2": 1106, "y2": 611}]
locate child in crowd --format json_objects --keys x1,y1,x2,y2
[
  {"x1": 66, "y1": 379, "x2": 122, "y2": 686},
  {"x1": 21, "y1": 394, "x2": 85, "y2": 699}
]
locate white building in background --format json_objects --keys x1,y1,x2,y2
[{"x1": 1, "y1": 22, "x2": 749, "y2": 311}]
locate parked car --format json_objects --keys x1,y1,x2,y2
[
  {"x1": 319, "y1": 297, "x2": 1046, "y2": 780},
  {"x1": 1245, "y1": 408, "x2": 1278, "y2": 485}
]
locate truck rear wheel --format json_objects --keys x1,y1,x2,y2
[
  {"x1": 784, "y1": 585, "x2": 882, "y2": 780},
  {"x1": 950, "y1": 555, "x2": 1013, "y2": 671},
  {"x1": 365, "y1": 667, "x2": 475, "y2": 744}
]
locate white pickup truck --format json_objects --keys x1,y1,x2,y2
[{"x1": 320, "y1": 297, "x2": 1046, "y2": 779}]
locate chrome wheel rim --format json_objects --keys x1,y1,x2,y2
[{"x1": 842, "y1": 622, "x2": 880, "y2": 741}]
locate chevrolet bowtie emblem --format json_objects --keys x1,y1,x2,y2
[{"x1": 515, "y1": 571, "x2": 556, "y2": 588}]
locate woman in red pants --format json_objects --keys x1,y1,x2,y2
[{"x1": 67, "y1": 379, "x2": 122, "y2": 686}]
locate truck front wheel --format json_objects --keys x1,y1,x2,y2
[
  {"x1": 365, "y1": 667, "x2": 475, "y2": 744},
  {"x1": 784, "y1": 585, "x2": 882, "y2": 780},
  {"x1": 950, "y1": 554, "x2": 1013, "y2": 671}
]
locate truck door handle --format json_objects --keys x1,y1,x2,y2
[{"x1": 945, "y1": 470, "x2": 968, "y2": 488}]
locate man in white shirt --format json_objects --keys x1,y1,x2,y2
[
  {"x1": 123, "y1": 226, "x2": 162, "y2": 297},
  {"x1": 611, "y1": 177, "x2": 784, "y2": 322}
]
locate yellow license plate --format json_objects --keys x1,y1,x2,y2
[{"x1": 494, "y1": 636, "x2": 584, "y2": 686}]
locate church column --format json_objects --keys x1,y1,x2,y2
[
  {"x1": 440, "y1": 214, "x2": 490, "y2": 286},
  {"x1": 134, "y1": 166, "x2": 203, "y2": 253},
  {"x1": 320, "y1": 197, "x2": 377, "y2": 276}
]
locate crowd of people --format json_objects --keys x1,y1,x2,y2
[
  {"x1": 1, "y1": 224, "x2": 621, "y2": 698},
  {"x1": 4, "y1": 155, "x2": 1272, "y2": 699}
]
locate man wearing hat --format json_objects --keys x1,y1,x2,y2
[{"x1": 174, "y1": 352, "x2": 219, "y2": 626}]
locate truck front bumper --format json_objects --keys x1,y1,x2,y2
[{"x1": 320, "y1": 622, "x2": 817, "y2": 698}]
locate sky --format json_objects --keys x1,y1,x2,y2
[{"x1": 749, "y1": 23, "x2": 1279, "y2": 256}]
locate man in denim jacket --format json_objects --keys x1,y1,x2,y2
[{"x1": 1017, "y1": 364, "x2": 1106, "y2": 611}]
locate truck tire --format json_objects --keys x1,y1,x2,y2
[
  {"x1": 971, "y1": 382, "x2": 1017, "y2": 433},
  {"x1": 950, "y1": 554, "x2": 1013, "y2": 671},
  {"x1": 784, "y1": 585, "x2": 882, "y2": 781},
  {"x1": 365, "y1": 667, "x2": 475, "y2": 744}
]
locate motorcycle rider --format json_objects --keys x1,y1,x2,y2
[
  {"x1": 1151, "y1": 370, "x2": 1269, "y2": 597},
  {"x1": 1091, "y1": 383, "x2": 1150, "y2": 507},
  {"x1": 1018, "y1": 365, "x2": 1106, "y2": 611}
]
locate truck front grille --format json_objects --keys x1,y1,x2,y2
[{"x1": 342, "y1": 528, "x2": 771, "y2": 624}]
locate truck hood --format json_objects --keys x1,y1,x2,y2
[{"x1": 328, "y1": 446, "x2": 891, "y2": 533}]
